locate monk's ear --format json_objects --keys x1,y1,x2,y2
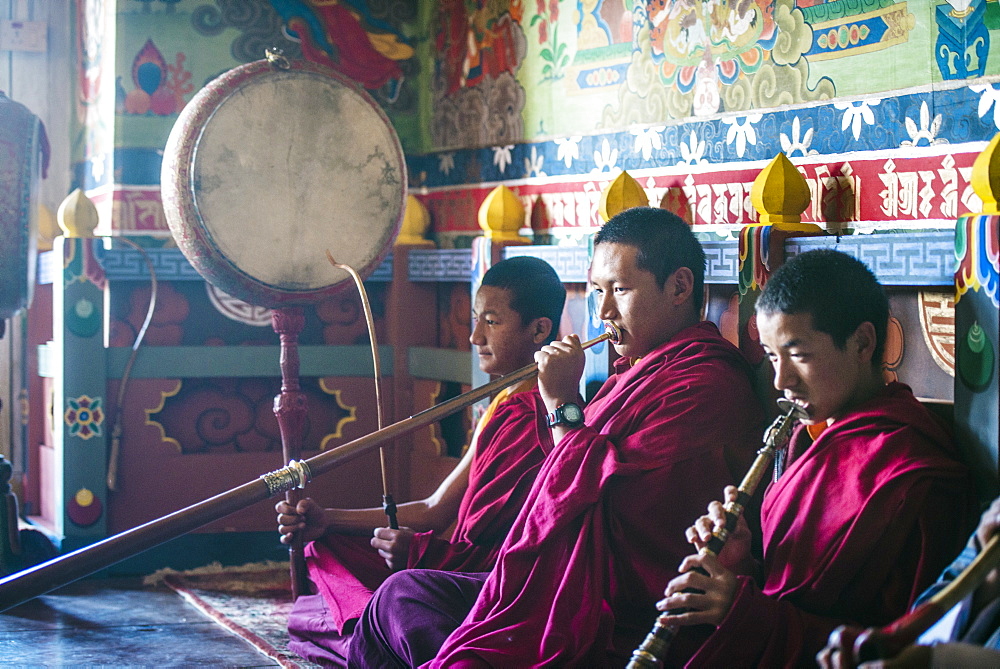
[
  {"x1": 531, "y1": 317, "x2": 553, "y2": 345},
  {"x1": 669, "y1": 267, "x2": 695, "y2": 306},
  {"x1": 851, "y1": 321, "x2": 878, "y2": 364}
]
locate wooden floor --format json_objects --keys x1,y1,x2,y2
[{"x1": 0, "y1": 577, "x2": 287, "y2": 667}]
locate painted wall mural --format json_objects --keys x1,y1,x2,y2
[
  {"x1": 75, "y1": 0, "x2": 117, "y2": 191},
  {"x1": 431, "y1": 0, "x2": 527, "y2": 147},
  {"x1": 269, "y1": 0, "x2": 416, "y2": 102},
  {"x1": 118, "y1": 38, "x2": 194, "y2": 116},
  {"x1": 91, "y1": 0, "x2": 1000, "y2": 243}
]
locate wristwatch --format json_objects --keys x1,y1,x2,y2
[{"x1": 546, "y1": 402, "x2": 585, "y2": 429}]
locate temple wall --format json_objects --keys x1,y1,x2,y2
[{"x1": 9, "y1": 0, "x2": 994, "y2": 561}]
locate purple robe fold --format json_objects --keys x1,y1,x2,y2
[{"x1": 291, "y1": 384, "x2": 550, "y2": 650}]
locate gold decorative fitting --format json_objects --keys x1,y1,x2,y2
[
  {"x1": 397, "y1": 194, "x2": 432, "y2": 245},
  {"x1": 478, "y1": 185, "x2": 527, "y2": 241},
  {"x1": 265, "y1": 47, "x2": 291, "y2": 70},
  {"x1": 971, "y1": 132, "x2": 1000, "y2": 215},
  {"x1": 57, "y1": 188, "x2": 100, "y2": 239},
  {"x1": 750, "y1": 153, "x2": 821, "y2": 232},
  {"x1": 289, "y1": 459, "x2": 312, "y2": 488},
  {"x1": 260, "y1": 459, "x2": 312, "y2": 495},
  {"x1": 599, "y1": 171, "x2": 649, "y2": 222}
]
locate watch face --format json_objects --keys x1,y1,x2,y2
[{"x1": 562, "y1": 404, "x2": 584, "y2": 423}]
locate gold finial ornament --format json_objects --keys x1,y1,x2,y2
[
  {"x1": 397, "y1": 195, "x2": 432, "y2": 245},
  {"x1": 599, "y1": 171, "x2": 649, "y2": 222},
  {"x1": 37, "y1": 204, "x2": 58, "y2": 251},
  {"x1": 750, "y1": 153, "x2": 821, "y2": 231},
  {"x1": 970, "y1": 132, "x2": 1000, "y2": 215},
  {"x1": 57, "y1": 188, "x2": 101, "y2": 238},
  {"x1": 478, "y1": 185, "x2": 527, "y2": 241}
]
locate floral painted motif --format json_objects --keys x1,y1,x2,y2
[
  {"x1": 677, "y1": 130, "x2": 707, "y2": 166},
  {"x1": 901, "y1": 101, "x2": 946, "y2": 148},
  {"x1": 779, "y1": 116, "x2": 816, "y2": 157},
  {"x1": 493, "y1": 144, "x2": 515, "y2": 173},
  {"x1": 524, "y1": 146, "x2": 546, "y2": 176},
  {"x1": 554, "y1": 135, "x2": 581, "y2": 168},
  {"x1": 438, "y1": 152, "x2": 456, "y2": 176},
  {"x1": 971, "y1": 83, "x2": 1000, "y2": 130},
  {"x1": 631, "y1": 127, "x2": 665, "y2": 161},
  {"x1": 592, "y1": 139, "x2": 619, "y2": 172},
  {"x1": 65, "y1": 395, "x2": 104, "y2": 440},
  {"x1": 120, "y1": 39, "x2": 193, "y2": 116},
  {"x1": 530, "y1": 0, "x2": 569, "y2": 81},
  {"x1": 723, "y1": 114, "x2": 762, "y2": 158},
  {"x1": 834, "y1": 99, "x2": 880, "y2": 141}
]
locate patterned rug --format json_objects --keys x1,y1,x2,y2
[{"x1": 145, "y1": 561, "x2": 316, "y2": 668}]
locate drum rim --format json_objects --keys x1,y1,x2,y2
[{"x1": 161, "y1": 58, "x2": 406, "y2": 308}]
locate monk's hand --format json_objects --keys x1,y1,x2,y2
[
  {"x1": 974, "y1": 497, "x2": 1000, "y2": 595},
  {"x1": 684, "y1": 485, "x2": 739, "y2": 551},
  {"x1": 535, "y1": 335, "x2": 585, "y2": 411},
  {"x1": 656, "y1": 552, "x2": 737, "y2": 627},
  {"x1": 816, "y1": 624, "x2": 863, "y2": 669},
  {"x1": 976, "y1": 496, "x2": 1000, "y2": 549},
  {"x1": 276, "y1": 498, "x2": 327, "y2": 544},
  {"x1": 372, "y1": 526, "x2": 416, "y2": 571}
]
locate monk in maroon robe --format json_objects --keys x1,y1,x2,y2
[
  {"x1": 276, "y1": 256, "x2": 565, "y2": 665},
  {"x1": 347, "y1": 207, "x2": 767, "y2": 667},
  {"x1": 658, "y1": 249, "x2": 976, "y2": 667}
]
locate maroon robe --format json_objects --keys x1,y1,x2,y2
[
  {"x1": 428, "y1": 321, "x2": 765, "y2": 667},
  {"x1": 686, "y1": 382, "x2": 976, "y2": 668},
  {"x1": 298, "y1": 384, "x2": 550, "y2": 635}
]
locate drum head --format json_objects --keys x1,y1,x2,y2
[{"x1": 162, "y1": 59, "x2": 405, "y2": 308}]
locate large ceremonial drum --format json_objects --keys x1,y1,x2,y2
[
  {"x1": 0, "y1": 93, "x2": 42, "y2": 320},
  {"x1": 161, "y1": 57, "x2": 406, "y2": 307}
]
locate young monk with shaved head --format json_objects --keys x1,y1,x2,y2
[
  {"x1": 276, "y1": 255, "x2": 564, "y2": 666},
  {"x1": 658, "y1": 249, "x2": 976, "y2": 667}
]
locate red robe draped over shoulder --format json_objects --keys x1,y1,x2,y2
[
  {"x1": 306, "y1": 384, "x2": 551, "y2": 632},
  {"x1": 687, "y1": 382, "x2": 976, "y2": 668},
  {"x1": 428, "y1": 321, "x2": 765, "y2": 667}
]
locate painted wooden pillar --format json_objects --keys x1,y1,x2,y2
[
  {"x1": 52, "y1": 190, "x2": 108, "y2": 551},
  {"x1": 738, "y1": 154, "x2": 824, "y2": 414},
  {"x1": 385, "y1": 195, "x2": 437, "y2": 501},
  {"x1": 954, "y1": 134, "x2": 1000, "y2": 503}
]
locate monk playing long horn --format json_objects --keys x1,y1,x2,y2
[
  {"x1": 347, "y1": 207, "x2": 768, "y2": 666},
  {"x1": 274, "y1": 256, "x2": 568, "y2": 665},
  {"x1": 656, "y1": 249, "x2": 976, "y2": 667}
]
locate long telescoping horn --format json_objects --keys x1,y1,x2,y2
[{"x1": 0, "y1": 321, "x2": 622, "y2": 612}]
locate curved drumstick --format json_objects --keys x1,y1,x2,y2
[{"x1": 326, "y1": 250, "x2": 397, "y2": 528}]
